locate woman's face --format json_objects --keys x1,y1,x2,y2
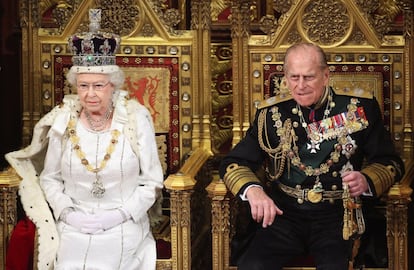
[
  {"x1": 284, "y1": 47, "x2": 329, "y2": 107},
  {"x1": 76, "y1": 73, "x2": 114, "y2": 115}
]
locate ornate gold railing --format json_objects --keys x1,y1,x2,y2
[
  {"x1": 162, "y1": 147, "x2": 212, "y2": 270},
  {"x1": 386, "y1": 160, "x2": 414, "y2": 270},
  {"x1": 0, "y1": 168, "x2": 20, "y2": 268}
]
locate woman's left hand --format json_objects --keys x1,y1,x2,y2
[{"x1": 93, "y1": 208, "x2": 131, "y2": 231}]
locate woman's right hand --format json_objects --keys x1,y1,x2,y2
[{"x1": 64, "y1": 210, "x2": 102, "y2": 234}]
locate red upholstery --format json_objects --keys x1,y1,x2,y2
[{"x1": 6, "y1": 217, "x2": 35, "y2": 270}]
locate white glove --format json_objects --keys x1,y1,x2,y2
[
  {"x1": 61, "y1": 208, "x2": 102, "y2": 234},
  {"x1": 93, "y1": 208, "x2": 131, "y2": 231}
]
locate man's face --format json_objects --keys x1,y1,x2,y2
[{"x1": 284, "y1": 48, "x2": 329, "y2": 107}]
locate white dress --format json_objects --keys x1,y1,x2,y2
[{"x1": 6, "y1": 91, "x2": 164, "y2": 270}]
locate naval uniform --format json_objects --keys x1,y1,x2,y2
[{"x1": 219, "y1": 87, "x2": 404, "y2": 270}]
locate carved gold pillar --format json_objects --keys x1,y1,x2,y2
[
  {"x1": 0, "y1": 169, "x2": 20, "y2": 269},
  {"x1": 20, "y1": 0, "x2": 42, "y2": 145},
  {"x1": 230, "y1": 0, "x2": 252, "y2": 146},
  {"x1": 190, "y1": 0, "x2": 213, "y2": 151},
  {"x1": 206, "y1": 179, "x2": 230, "y2": 270},
  {"x1": 400, "y1": 0, "x2": 414, "y2": 160},
  {"x1": 386, "y1": 169, "x2": 413, "y2": 270},
  {"x1": 164, "y1": 173, "x2": 195, "y2": 270}
]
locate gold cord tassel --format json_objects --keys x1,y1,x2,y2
[{"x1": 342, "y1": 184, "x2": 365, "y2": 240}]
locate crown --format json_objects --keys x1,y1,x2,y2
[{"x1": 68, "y1": 9, "x2": 120, "y2": 69}]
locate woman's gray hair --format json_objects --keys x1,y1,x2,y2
[{"x1": 66, "y1": 67, "x2": 125, "y2": 90}]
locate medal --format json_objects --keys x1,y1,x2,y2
[
  {"x1": 307, "y1": 141, "x2": 321, "y2": 153},
  {"x1": 307, "y1": 130, "x2": 323, "y2": 153},
  {"x1": 91, "y1": 175, "x2": 105, "y2": 198},
  {"x1": 309, "y1": 131, "x2": 321, "y2": 142}
]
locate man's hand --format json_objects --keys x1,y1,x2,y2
[
  {"x1": 341, "y1": 171, "x2": 369, "y2": 197},
  {"x1": 246, "y1": 186, "x2": 283, "y2": 228}
]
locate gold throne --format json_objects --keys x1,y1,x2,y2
[
  {"x1": 206, "y1": 1, "x2": 414, "y2": 270},
  {"x1": 0, "y1": 1, "x2": 212, "y2": 269}
]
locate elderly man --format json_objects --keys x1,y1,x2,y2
[{"x1": 219, "y1": 43, "x2": 404, "y2": 270}]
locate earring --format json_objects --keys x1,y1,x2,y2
[{"x1": 111, "y1": 89, "x2": 117, "y2": 108}]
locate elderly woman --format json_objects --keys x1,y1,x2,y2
[{"x1": 6, "y1": 10, "x2": 163, "y2": 270}]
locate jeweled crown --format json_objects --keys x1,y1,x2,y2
[{"x1": 68, "y1": 9, "x2": 120, "y2": 67}]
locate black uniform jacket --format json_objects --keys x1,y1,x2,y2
[{"x1": 219, "y1": 88, "x2": 405, "y2": 199}]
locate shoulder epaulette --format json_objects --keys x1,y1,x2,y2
[
  {"x1": 257, "y1": 93, "x2": 293, "y2": 109},
  {"x1": 334, "y1": 88, "x2": 374, "y2": 99}
]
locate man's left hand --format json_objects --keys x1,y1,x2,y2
[{"x1": 341, "y1": 171, "x2": 369, "y2": 197}]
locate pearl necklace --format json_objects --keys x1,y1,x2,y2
[
  {"x1": 67, "y1": 118, "x2": 120, "y2": 198},
  {"x1": 84, "y1": 107, "x2": 113, "y2": 131}
]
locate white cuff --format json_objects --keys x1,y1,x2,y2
[
  {"x1": 362, "y1": 184, "x2": 373, "y2": 197},
  {"x1": 239, "y1": 184, "x2": 263, "y2": 201}
]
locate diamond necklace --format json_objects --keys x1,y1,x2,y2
[
  {"x1": 67, "y1": 118, "x2": 120, "y2": 198},
  {"x1": 84, "y1": 106, "x2": 113, "y2": 131}
]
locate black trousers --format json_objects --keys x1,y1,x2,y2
[{"x1": 236, "y1": 189, "x2": 351, "y2": 270}]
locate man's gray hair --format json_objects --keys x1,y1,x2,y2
[{"x1": 283, "y1": 43, "x2": 328, "y2": 71}]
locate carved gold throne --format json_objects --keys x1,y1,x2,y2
[{"x1": 0, "y1": 1, "x2": 213, "y2": 270}]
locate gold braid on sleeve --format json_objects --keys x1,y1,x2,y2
[
  {"x1": 223, "y1": 164, "x2": 261, "y2": 196},
  {"x1": 361, "y1": 163, "x2": 397, "y2": 196}
]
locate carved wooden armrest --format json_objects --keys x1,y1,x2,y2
[
  {"x1": 206, "y1": 179, "x2": 231, "y2": 270},
  {"x1": 385, "y1": 160, "x2": 413, "y2": 270},
  {"x1": 163, "y1": 147, "x2": 211, "y2": 270},
  {"x1": 0, "y1": 168, "x2": 20, "y2": 268}
]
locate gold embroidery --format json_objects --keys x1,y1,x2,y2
[
  {"x1": 223, "y1": 164, "x2": 261, "y2": 195},
  {"x1": 257, "y1": 98, "x2": 369, "y2": 182}
]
